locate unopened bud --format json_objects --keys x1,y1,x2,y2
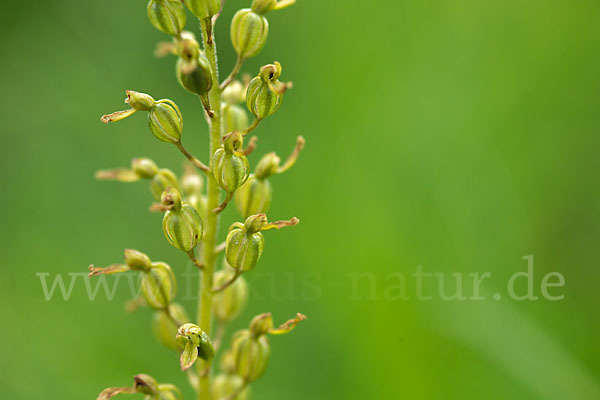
[
  {"x1": 102, "y1": 92, "x2": 183, "y2": 143},
  {"x1": 127, "y1": 90, "x2": 155, "y2": 111},
  {"x1": 225, "y1": 219, "x2": 264, "y2": 272},
  {"x1": 249, "y1": 312, "x2": 274, "y2": 337},
  {"x1": 255, "y1": 152, "x2": 280, "y2": 179},
  {"x1": 181, "y1": 166, "x2": 204, "y2": 197},
  {"x1": 231, "y1": 330, "x2": 270, "y2": 382},
  {"x1": 211, "y1": 132, "x2": 250, "y2": 193},
  {"x1": 177, "y1": 31, "x2": 201, "y2": 62},
  {"x1": 132, "y1": 158, "x2": 159, "y2": 179},
  {"x1": 95, "y1": 157, "x2": 161, "y2": 183},
  {"x1": 222, "y1": 80, "x2": 246, "y2": 105},
  {"x1": 251, "y1": 0, "x2": 296, "y2": 14},
  {"x1": 158, "y1": 390, "x2": 178, "y2": 400},
  {"x1": 244, "y1": 213, "x2": 269, "y2": 233},
  {"x1": 161, "y1": 187, "x2": 183, "y2": 210},
  {"x1": 150, "y1": 169, "x2": 180, "y2": 201},
  {"x1": 141, "y1": 262, "x2": 176, "y2": 309},
  {"x1": 230, "y1": 8, "x2": 269, "y2": 59},
  {"x1": 231, "y1": 1, "x2": 294, "y2": 59},
  {"x1": 187, "y1": 194, "x2": 208, "y2": 218},
  {"x1": 213, "y1": 269, "x2": 249, "y2": 323},
  {"x1": 124, "y1": 249, "x2": 152, "y2": 270},
  {"x1": 97, "y1": 375, "x2": 180, "y2": 400},
  {"x1": 226, "y1": 214, "x2": 298, "y2": 271},
  {"x1": 223, "y1": 104, "x2": 250, "y2": 133},
  {"x1": 101, "y1": 91, "x2": 154, "y2": 124},
  {"x1": 149, "y1": 100, "x2": 183, "y2": 143},
  {"x1": 162, "y1": 189, "x2": 204, "y2": 252},
  {"x1": 246, "y1": 62, "x2": 288, "y2": 120},
  {"x1": 133, "y1": 374, "x2": 159, "y2": 396},
  {"x1": 234, "y1": 176, "x2": 272, "y2": 218},
  {"x1": 147, "y1": 0, "x2": 187, "y2": 36},
  {"x1": 213, "y1": 374, "x2": 250, "y2": 400},
  {"x1": 176, "y1": 54, "x2": 213, "y2": 114},
  {"x1": 183, "y1": 0, "x2": 221, "y2": 19}
]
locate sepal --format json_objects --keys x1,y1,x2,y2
[
  {"x1": 147, "y1": 0, "x2": 186, "y2": 36},
  {"x1": 246, "y1": 62, "x2": 291, "y2": 120},
  {"x1": 161, "y1": 188, "x2": 204, "y2": 252},
  {"x1": 183, "y1": 0, "x2": 221, "y2": 19},
  {"x1": 252, "y1": 0, "x2": 296, "y2": 14},
  {"x1": 176, "y1": 323, "x2": 215, "y2": 371},
  {"x1": 230, "y1": 8, "x2": 269, "y2": 59}
]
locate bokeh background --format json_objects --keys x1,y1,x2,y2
[{"x1": 1, "y1": 0, "x2": 599, "y2": 398}]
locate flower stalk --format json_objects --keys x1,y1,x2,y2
[
  {"x1": 197, "y1": 15, "x2": 221, "y2": 400},
  {"x1": 91, "y1": 1, "x2": 305, "y2": 399}
]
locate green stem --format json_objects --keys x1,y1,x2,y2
[
  {"x1": 243, "y1": 118, "x2": 261, "y2": 136},
  {"x1": 197, "y1": 16, "x2": 222, "y2": 400},
  {"x1": 175, "y1": 141, "x2": 210, "y2": 174},
  {"x1": 220, "y1": 56, "x2": 244, "y2": 90}
]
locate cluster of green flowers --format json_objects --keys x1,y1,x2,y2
[{"x1": 89, "y1": 1, "x2": 306, "y2": 399}]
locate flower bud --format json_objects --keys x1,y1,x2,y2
[
  {"x1": 188, "y1": 194, "x2": 208, "y2": 219},
  {"x1": 95, "y1": 158, "x2": 163, "y2": 184},
  {"x1": 132, "y1": 158, "x2": 159, "y2": 179},
  {"x1": 141, "y1": 262, "x2": 176, "y2": 309},
  {"x1": 88, "y1": 249, "x2": 157, "y2": 277},
  {"x1": 176, "y1": 54, "x2": 213, "y2": 115},
  {"x1": 162, "y1": 188, "x2": 204, "y2": 252},
  {"x1": 127, "y1": 90, "x2": 155, "y2": 111},
  {"x1": 152, "y1": 303, "x2": 190, "y2": 351},
  {"x1": 251, "y1": 0, "x2": 276, "y2": 14},
  {"x1": 148, "y1": 100, "x2": 183, "y2": 144},
  {"x1": 95, "y1": 167, "x2": 139, "y2": 183},
  {"x1": 251, "y1": 0, "x2": 296, "y2": 14},
  {"x1": 211, "y1": 132, "x2": 250, "y2": 194},
  {"x1": 133, "y1": 374, "x2": 159, "y2": 396},
  {"x1": 101, "y1": 91, "x2": 154, "y2": 123},
  {"x1": 150, "y1": 169, "x2": 180, "y2": 201},
  {"x1": 230, "y1": 9, "x2": 269, "y2": 59},
  {"x1": 177, "y1": 323, "x2": 215, "y2": 370},
  {"x1": 259, "y1": 152, "x2": 283, "y2": 178},
  {"x1": 158, "y1": 390, "x2": 178, "y2": 400},
  {"x1": 181, "y1": 166, "x2": 204, "y2": 197},
  {"x1": 176, "y1": 31, "x2": 201, "y2": 61},
  {"x1": 249, "y1": 312, "x2": 274, "y2": 337},
  {"x1": 183, "y1": 0, "x2": 221, "y2": 19},
  {"x1": 124, "y1": 249, "x2": 152, "y2": 271},
  {"x1": 225, "y1": 219, "x2": 265, "y2": 273},
  {"x1": 161, "y1": 186, "x2": 182, "y2": 209},
  {"x1": 222, "y1": 80, "x2": 246, "y2": 105},
  {"x1": 234, "y1": 176, "x2": 272, "y2": 218},
  {"x1": 226, "y1": 214, "x2": 299, "y2": 271},
  {"x1": 245, "y1": 213, "x2": 269, "y2": 233},
  {"x1": 97, "y1": 375, "x2": 180, "y2": 400},
  {"x1": 180, "y1": 166, "x2": 207, "y2": 216},
  {"x1": 147, "y1": 0, "x2": 186, "y2": 36},
  {"x1": 223, "y1": 103, "x2": 249, "y2": 133},
  {"x1": 246, "y1": 62, "x2": 288, "y2": 120},
  {"x1": 231, "y1": 330, "x2": 270, "y2": 382},
  {"x1": 213, "y1": 374, "x2": 250, "y2": 400},
  {"x1": 102, "y1": 92, "x2": 184, "y2": 144},
  {"x1": 213, "y1": 269, "x2": 249, "y2": 323}
]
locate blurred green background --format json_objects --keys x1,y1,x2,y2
[{"x1": 1, "y1": 0, "x2": 599, "y2": 398}]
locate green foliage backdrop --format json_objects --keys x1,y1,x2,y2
[{"x1": 1, "y1": 0, "x2": 599, "y2": 398}]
